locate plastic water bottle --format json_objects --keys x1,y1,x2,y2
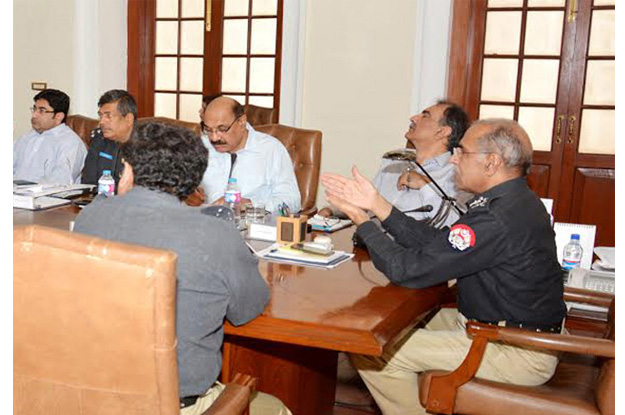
[
  {"x1": 224, "y1": 177, "x2": 242, "y2": 222},
  {"x1": 97, "y1": 170, "x2": 115, "y2": 197},
  {"x1": 562, "y1": 233, "x2": 583, "y2": 270}
]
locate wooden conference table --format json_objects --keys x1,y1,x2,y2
[{"x1": 13, "y1": 206, "x2": 447, "y2": 415}]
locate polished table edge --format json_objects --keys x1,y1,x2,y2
[
  {"x1": 224, "y1": 285, "x2": 446, "y2": 357},
  {"x1": 225, "y1": 316, "x2": 384, "y2": 356}
]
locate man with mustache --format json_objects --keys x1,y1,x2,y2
[
  {"x1": 318, "y1": 100, "x2": 470, "y2": 227},
  {"x1": 321, "y1": 119, "x2": 565, "y2": 415},
  {"x1": 14, "y1": 89, "x2": 87, "y2": 184},
  {"x1": 187, "y1": 95, "x2": 301, "y2": 214},
  {"x1": 81, "y1": 89, "x2": 137, "y2": 188}
]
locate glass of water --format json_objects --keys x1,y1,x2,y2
[{"x1": 245, "y1": 203, "x2": 266, "y2": 225}]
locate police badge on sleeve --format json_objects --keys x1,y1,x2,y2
[{"x1": 448, "y1": 224, "x2": 476, "y2": 251}]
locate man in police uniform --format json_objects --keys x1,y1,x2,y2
[
  {"x1": 81, "y1": 89, "x2": 137, "y2": 186},
  {"x1": 321, "y1": 119, "x2": 565, "y2": 415}
]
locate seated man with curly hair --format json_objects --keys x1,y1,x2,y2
[{"x1": 74, "y1": 122, "x2": 291, "y2": 415}]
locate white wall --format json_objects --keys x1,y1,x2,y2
[
  {"x1": 13, "y1": 0, "x2": 127, "y2": 138},
  {"x1": 295, "y1": 0, "x2": 452, "y2": 205},
  {"x1": 300, "y1": 0, "x2": 419, "y2": 182},
  {"x1": 13, "y1": 0, "x2": 77, "y2": 137}
]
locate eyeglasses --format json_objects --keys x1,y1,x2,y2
[
  {"x1": 452, "y1": 146, "x2": 492, "y2": 157},
  {"x1": 30, "y1": 106, "x2": 55, "y2": 115},
  {"x1": 202, "y1": 114, "x2": 242, "y2": 137}
]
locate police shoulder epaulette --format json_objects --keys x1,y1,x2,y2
[{"x1": 468, "y1": 196, "x2": 489, "y2": 209}]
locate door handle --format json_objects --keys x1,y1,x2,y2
[
  {"x1": 555, "y1": 115, "x2": 565, "y2": 144},
  {"x1": 568, "y1": 0, "x2": 577, "y2": 23},
  {"x1": 206, "y1": 0, "x2": 212, "y2": 32},
  {"x1": 567, "y1": 115, "x2": 576, "y2": 144}
]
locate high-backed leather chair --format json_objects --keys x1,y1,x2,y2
[
  {"x1": 66, "y1": 114, "x2": 99, "y2": 148},
  {"x1": 255, "y1": 124, "x2": 322, "y2": 216},
  {"x1": 245, "y1": 104, "x2": 277, "y2": 126},
  {"x1": 14, "y1": 225, "x2": 255, "y2": 415},
  {"x1": 419, "y1": 289, "x2": 615, "y2": 415}
]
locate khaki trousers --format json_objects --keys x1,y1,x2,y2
[
  {"x1": 350, "y1": 308, "x2": 558, "y2": 415},
  {"x1": 180, "y1": 381, "x2": 292, "y2": 415}
]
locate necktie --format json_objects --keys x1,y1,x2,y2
[{"x1": 228, "y1": 153, "x2": 237, "y2": 179}]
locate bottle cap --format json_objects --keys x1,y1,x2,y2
[
  {"x1": 571, "y1": 234, "x2": 580, "y2": 240},
  {"x1": 228, "y1": 177, "x2": 237, "y2": 183},
  {"x1": 102, "y1": 170, "x2": 111, "y2": 175}
]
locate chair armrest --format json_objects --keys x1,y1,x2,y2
[
  {"x1": 466, "y1": 322, "x2": 615, "y2": 358},
  {"x1": 424, "y1": 335, "x2": 489, "y2": 414},
  {"x1": 424, "y1": 320, "x2": 615, "y2": 414},
  {"x1": 564, "y1": 286, "x2": 614, "y2": 308},
  {"x1": 202, "y1": 374, "x2": 257, "y2": 415}
]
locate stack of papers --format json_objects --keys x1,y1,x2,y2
[
  {"x1": 256, "y1": 243, "x2": 354, "y2": 269},
  {"x1": 592, "y1": 247, "x2": 615, "y2": 271},
  {"x1": 308, "y1": 215, "x2": 352, "y2": 232},
  {"x1": 13, "y1": 183, "x2": 94, "y2": 210},
  {"x1": 13, "y1": 195, "x2": 71, "y2": 210}
]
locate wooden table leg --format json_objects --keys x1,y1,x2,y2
[{"x1": 223, "y1": 335, "x2": 338, "y2": 415}]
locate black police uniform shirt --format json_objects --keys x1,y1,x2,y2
[
  {"x1": 356, "y1": 177, "x2": 566, "y2": 327},
  {"x1": 81, "y1": 128, "x2": 123, "y2": 186}
]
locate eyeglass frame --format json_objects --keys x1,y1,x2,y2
[
  {"x1": 452, "y1": 145, "x2": 494, "y2": 157},
  {"x1": 202, "y1": 114, "x2": 242, "y2": 137},
  {"x1": 30, "y1": 105, "x2": 56, "y2": 115}
]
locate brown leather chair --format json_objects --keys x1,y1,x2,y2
[
  {"x1": 245, "y1": 104, "x2": 278, "y2": 126},
  {"x1": 255, "y1": 124, "x2": 322, "y2": 216},
  {"x1": 66, "y1": 114, "x2": 99, "y2": 148},
  {"x1": 14, "y1": 225, "x2": 255, "y2": 415},
  {"x1": 419, "y1": 289, "x2": 615, "y2": 415}
]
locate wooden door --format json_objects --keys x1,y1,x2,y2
[
  {"x1": 127, "y1": 0, "x2": 284, "y2": 121},
  {"x1": 448, "y1": 0, "x2": 614, "y2": 246}
]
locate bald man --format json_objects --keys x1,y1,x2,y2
[
  {"x1": 321, "y1": 119, "x2": 565, "y2": 415},
  {"x1": 188, "y1": 96, "x2": 301, "y2": 214}
]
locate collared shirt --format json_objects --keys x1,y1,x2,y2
[
  {"x1": 200, "y1": 123, "x2": 301, "y2": 213},
  {"x1": 81, "y1": 128, "x2": 123, "y2": 186},
  {"x1": 13, "y1": 123, "x2": 87, "y2": 184},
  {"x1": 74, "y1": 186, "x2": 269, "y2": 397},
  {"x1": 372, "y1": 151, "x2": 468, "y2": 227},
  {"x1": 356, "y1": 177, "x2": 566, "y2": 327}
]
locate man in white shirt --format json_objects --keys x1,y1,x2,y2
[
  {"x1": 188, "y1": 96, "x2": 301, "y2": 214},
  {"x1": 13, "y1": 89, "x2": 87, "y2": 184},
  {"x1": 319, "y1": 101, "x2": 470, "y2": 228}
]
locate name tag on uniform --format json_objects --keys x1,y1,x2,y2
[{"x1": 99, "y1": 151, "x2": 113, "y2": 160}]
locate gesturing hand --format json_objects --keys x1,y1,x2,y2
[
  {"x1": 321, "y1": 166, "x2": 379, "y2": 211},
  {"x1": 321, "y1": 166, "x2": 393, "y2": 221},
  {"x1": 324, "y1": 193, "x2": 370, "y2": 225}
]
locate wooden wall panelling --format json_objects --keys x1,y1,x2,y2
[
  {"x1": 526, "y1": 164, "x2": 551, "y2": 198},
  {"x1": 569, "y1": 168, "x2": 615, "y2": 247}
]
